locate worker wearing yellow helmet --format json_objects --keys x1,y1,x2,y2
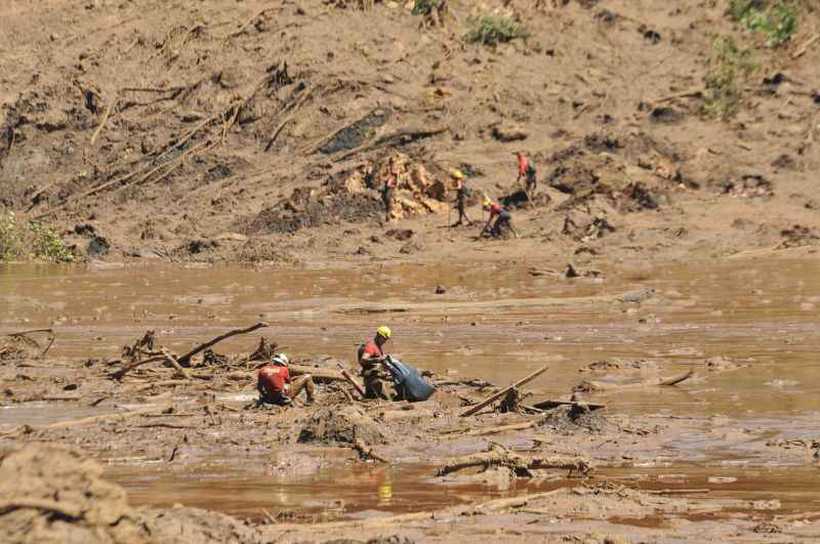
[
  {"x1": 357, "y1": 326, "x2": 394, "y2": 399},
  {"x1": 481, "y1": 195, "x2": 518, "y2": 239},
  {"x1": 450, "y1": 169, "x2": 473, "y2": 227}
]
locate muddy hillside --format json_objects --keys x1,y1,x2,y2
[{"x1": 1, "y1": 0, "x2": 818, "y2": 264}]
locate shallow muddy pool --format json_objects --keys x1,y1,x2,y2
[{"x1": 2, "y1": 255, "x2": 819, "y2": 517}]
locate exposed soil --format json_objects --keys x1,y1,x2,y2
[
  {"x1": 0, "y1": 0, "x2": 817, "y2": 265},
  {"x1": 2, "y1": 0, "x2": 820, "y2": 541}
]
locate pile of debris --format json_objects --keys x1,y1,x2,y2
[{"x1": 245, "y1": 152, "x2": 448, "y2": 234}]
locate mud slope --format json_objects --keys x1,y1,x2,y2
[{"x1": 1, "y1": 0, "x2": 818, "y2": 264}]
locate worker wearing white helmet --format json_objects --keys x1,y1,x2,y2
[{"x1": 257, "y1": 352, "x2": 316, "y2": 406}]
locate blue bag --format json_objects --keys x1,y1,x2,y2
[{"x1": 384, "y1": 356, "x2": 435, "y2": 402}]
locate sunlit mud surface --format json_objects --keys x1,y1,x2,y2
[{"x1": 2, "y1": 256, "x2": 819, "y2": 517}]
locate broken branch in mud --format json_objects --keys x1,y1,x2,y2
[
  {"x1": 109, "y1": 355, "x2": 167, "y2": 380},
  {"x1": 1, "y1": 328, "x2": 55, "y2": 359},
  {"x1": 334, "y1": 127, "x2": 448, "y2": 162},
  {"x1": 0, "y1": 499, "x2": 81, "y2": 520},
  {"x1": 288, "y1": 363, "x2": 346, "y2": 382},
  {"x1": 337, "y1": 363, "x2": 366, "y2": 397},
  {"x1": 352, "y1": 438, "x2": 390, "y2": 463},
  {"x1": 161, "y1": 348, "x2": 190, "y2": 380},
  {"x1": 460, "y1": 365, "x2": 549, "y2": 417},
  {"x1": 176, "y1": 322, "x2": 269, "y2": 367},
  {"x1": 89, "y1": 98, "x2": 116, "y2": 146},
  {"x1": 437, "y1": 450, "x2": 592, "y2": 477},
  {"x1": 532, "y1": 399, "x2": 606, "y2": 411},
  {"x1": 576, "y1": 369, "x2": 694, "y2": 392},
  {"x1": 792, "y1": 34, "x2": 819, "y2": 59}
]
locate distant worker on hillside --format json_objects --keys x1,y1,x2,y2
[
  {"x1": 481, "y1": 197, "x2": 518, "y2": 239},
  {"x1": 516, "y1": 151, "x2": 537, "y2": 194},
  {"x1": 450, "y1": 169, "x2": 473, "y2": 227},
  {"x1": 257, "y1": 353, "x2": 316, "y2": 406},
  {"x1": 357, "y1": 326, "x2": 393, "y2": 400},
  {"x1": 382, "y1": 158, "x2": 398, "y2": 223}
]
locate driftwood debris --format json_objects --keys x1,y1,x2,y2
[
  {"x1": 288, "y1": 363, "x2": 346, "y2": 382},
  {"x1": 576, "y1": 369, "x2": 694, "y2": 393},
  {"x1": 532, "y1": 399, "x2": 606, "y2": 411},
  {"x1": 437, "y1": 450, "x2": 592, "y2": 477},
  {"x1": 337, "y1": 363, "x2": 366, "y2": 397},
  {"x1": 0, "y1": 328, "x2": 55, "y2": 360},
  {"x1": 161, "y1": 348, "x2": 190, "y2": 380},
  {"x1": 352, "y1": 438, "x2": 390, "y2": 463},
  {"x1": 461, "y1": 365, "x2": 549, "y2": 417},
  {"x1": 176, "y1": 322, "x2": 269, "y2": 367}
]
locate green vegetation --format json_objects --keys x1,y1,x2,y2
[
  {"x1": 411, "y1": 0, "x2": 440, "y2": 16},
  {"x1": 728, "y1": 0, "x2": 798, "y2": 46},
  {"x1": 465, "y1": 15, "x2": 529, "y2": 46},
  {"x1": 703, "y1": 36, "x2": 757, "y2": 119},
  {"x1": 0, "y1": 210, "x2": 74, "y2": 263}
]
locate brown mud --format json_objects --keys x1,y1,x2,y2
[
  {"x1": 2, "y1": 254, "x2": 820, "y2": 541},
  {"x1": 2, "y1": 0, "x2": 820, "y2": 541}
]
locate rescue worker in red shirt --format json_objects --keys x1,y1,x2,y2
[
  {"x1": 257, "y1": 354, "x2": 316, "y2": 406},
  {"x1": 481, "y1": 197, "x2": 517, "y2": 238},
  {"x1": 515, "y1": 151, "x2": 537, "y2": 194},
  {"x1": 357, "y1": 326, "x2": 394, "y2": 400}
]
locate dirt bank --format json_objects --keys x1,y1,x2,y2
[{"x1": 0, "y1": 0, "x2": 817, "y2": 266}]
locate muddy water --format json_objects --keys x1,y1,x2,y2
[{"x1": 2, "y1": 256, "x2": 819, "y2": 515}]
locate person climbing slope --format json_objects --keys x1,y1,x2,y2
[{"x1": 481, "y1": 197, "x2": 517, "y2": 239}]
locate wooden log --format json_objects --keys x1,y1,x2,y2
[
  {"x1": 176, "y1": 322, "x2": 269, "y2": 366},
  {"x1": 161, "y1": 348, "x2": 190, "y2": 380},
  {"x1": 109, "y1": 355, "x2": 167, "y2": 380},
  {"x1": 460, "y1": 365, "x2": 549, "y2": 417},
  {"x1": 532, "y1": 399, "x2": 606, "y2": 411},
  {"x1": 337, "y1": 363, "x2": 366, "y2": 397},
  {"x1": 288, "y1": 363, "x2": 346, "y2": 382},
  {"x1": 578, "y1": 369, "x2": 693, "y2": 392},
  {"x1": 352, "y1": 438, "x2": 390, "y2": 463},
  {"x1": 437, "y1": 451, "x2": 591, "y2": 477}
]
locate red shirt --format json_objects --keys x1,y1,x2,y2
[
  {"x1": 258, "y1": 365, "x2": 290, "y2": 394},
  {"x1": 489, "y1": 203, "x2": 504, "y2": 217},
  {"x1": 360, "y1": 340, "x2": 384, "y2": 361},
  {"x1": 517, "y1": 155, "x2": 529, "y2": 176}
]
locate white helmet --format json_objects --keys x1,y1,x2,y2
[{"x1": 272, "y1": 353, "x2": 289, "y2": 366}]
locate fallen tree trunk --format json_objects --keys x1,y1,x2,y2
[
  {"x1": 288, "y1": 363, "x2": 346, "y2": 382},
  {"x1": 460, "y1": 365, "x2": 549, "y2": 417},
  {"x1": 532, "y1": 399, "x2": 606, "y2": 411},
  {"x1": 577, "y1": 369, "x2": 694, "y2": 392},
  {"x1": 437, "y1": 450, "x2": 592, "y2": 477},
  {"x1": 176, "y1": 322, "x2": 269, "y2": 366}
]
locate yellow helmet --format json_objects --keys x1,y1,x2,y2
[
  {"x1": 450, "y1": 168, "x2": 464, "y2": 180},
  {"x1": 376, "y1": 325, "x2": 392, "y2": 339},
  {"x1": 482, "y1": 197, "x2": 492, "y2": 208}
]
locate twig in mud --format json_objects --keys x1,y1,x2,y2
[
  {"x1": 460, "y1": 365, "x2": 549, "y2": 417},
  {"x1": 653, "y1": 89, "x2": 704, "y2": 103},
  {"x1": 336, "y1": 363, "x2": 366, "y2": 398},
  {"x1": 109, "y1": 355, "x2": 167, "y2": 380},
  {"x1": 792, "y1": 34, "x2": 819, "y2": 59},
  {"x1": 352, "y1": 438, "x2": 390, "y2": 464},
  {"x1": 333, "y1": 127, "x2": 449, "y2": 162},
  {"x1": 161, "y1": 348, "x2": 190, "y2": 380},
  {"x1": 135, "y1": 423, "x2": 194, "y2": 429},
  {"x1": 176, "y1": 322, "x2": 269, "y2": 367},
  {"x1": 89, "y1": 98, "x2": 116, "y2": 146}
]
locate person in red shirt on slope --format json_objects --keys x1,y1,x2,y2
[
  {"x1": 515, "y1": 151, "x2": 537, "y2": 194},
  {"x1": 481, "y1": 197, "x2": 517, "y2": 238}
]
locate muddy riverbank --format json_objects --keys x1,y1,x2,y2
[{"x1": 2, "y1": 253, "x2": 820, "y2": 541}]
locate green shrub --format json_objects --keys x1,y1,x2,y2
[
  {"x1": 411, "y1": 0, "x2": 440, "y2": 16},
  {"x1": 703, "y1": 36, "x2": 757, "y2": 118},
  {"x1": 0, "y1": 210, "x2": 74, "y2": 263},
  {"x1": 465, "y1": 15, "x2": 528, "y2": 46},
  {"x1": 728, "y1": 0, "x2": 798, "y2": 47}
]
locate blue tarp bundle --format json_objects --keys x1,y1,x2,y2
[{"x1": 384, "y1": 356, "x2": 436, "y2": 402}]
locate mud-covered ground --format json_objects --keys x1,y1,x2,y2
[{"x1": 1, "y1": 0, "x2": 818, "y2": 266}]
